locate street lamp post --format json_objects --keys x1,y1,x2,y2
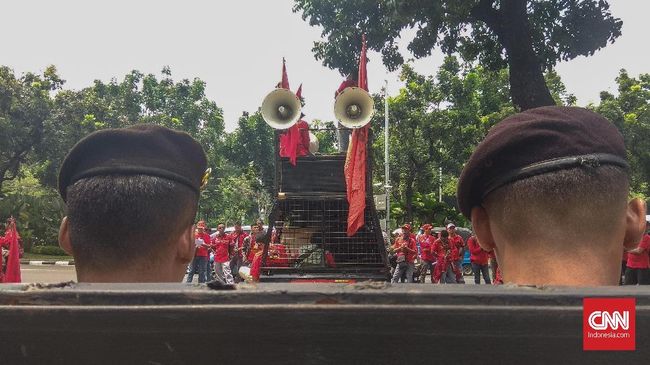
[{"x1": 384, "y1": 80, "x2": 390, "y2": 237}]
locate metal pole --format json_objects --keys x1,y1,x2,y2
[
  {"x1": 384, "y1": 80, "x2": 390, "y2": 237},
  {"x1": 439, "y1": 166, "x2": 442, "y2": 203}
]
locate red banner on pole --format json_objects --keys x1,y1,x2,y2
[{"x1": 345, "y1": 34, "x2": 369, "y2": 237}]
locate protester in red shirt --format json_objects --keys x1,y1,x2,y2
[
  {"x1": 390, "y1": 224, "x2": 417, "y2": 283},
  {"x1": 624, "y1": 222, "x2": 650, "y2": 285},
  {"x1": 229, "y1": 222, "x2": 249, "y2": 283},
  {"x1": 418, "y1": 224, "x2": 436, "y2": 283},
  {"x1": 468, "y1": 234, "x2": 491, "y2": 284},
  {"x1": 432, "y1": 230, "x2": 461, "y2": 284},
  {"x1": 186, "y1": 221, "x2": 211, "y2": 283},
  {"x1": 446, "y1": 223, "x2": 465, "y2": 284},
  {"x1": 211, "y1": 223, "x2": 234, "y2": 284}
]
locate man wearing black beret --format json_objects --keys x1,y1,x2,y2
[
  {"x1": 57, "y1": 124, "x2": 208, "y2": 282},
  {"x1": 457, "y1": 106, "x2": 647, "y2": 286}
]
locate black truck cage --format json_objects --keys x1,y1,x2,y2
[{"x1": 257, "y1": 129, "x2": 389, "y2": 281}]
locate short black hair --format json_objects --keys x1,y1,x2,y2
[
  {"x1": 484, "y1": 165, "x2": 628, "y2": 246},
  {"x1": 66, "y1": 175, "x2": 198, "y2": 271}
]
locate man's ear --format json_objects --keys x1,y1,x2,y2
[
  {"x1": 471, "y1": 206, "x2": 495, "y2": 251},
  {"x1": 623, "y1": 198, "x2": 647, "y2": 249},
  {"x1": 58, "y1": 216, "x2": 74, "y2": 256},
  {"x1": 176, "y1": 224, "x2": 195, "y2": 264}
]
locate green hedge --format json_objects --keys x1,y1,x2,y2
[{"x1": 30, "y1": 245, "x2": 68, "y2": 256}]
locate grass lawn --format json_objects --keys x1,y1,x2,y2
[{"x1": 22, "y1": 252, "x2": 73, "y2": 261}]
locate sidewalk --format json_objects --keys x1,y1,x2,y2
[{"x1": 20, "y1": 260, "x2": 74, "y2": 266}]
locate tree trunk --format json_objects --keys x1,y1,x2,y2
[{"x1": 473, "y1": 0, "x2": 556, "y2": 110}]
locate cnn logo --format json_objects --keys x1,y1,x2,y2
[
  {"x1": 583, "y1": 298, "x2": 635, "y2": 351},
  {"x1": 587, "y1": 310, "x2": 629, "y2": 330}
]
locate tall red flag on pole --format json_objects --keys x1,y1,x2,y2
[
  {"x1": 4, "y1": 218, "x2": 22, "y2": 283},
  {"x1": 281, "y1": 57, "x2": 290, "y2": 89},
  {"x1": 278, "y1": 59, "x2": 303, "y2": 166},
  {"x1": 344, "y1": 34, "x2": 369, "y2": 236}
]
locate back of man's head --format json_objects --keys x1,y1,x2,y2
[
  {"x1": 457, "y1": 106, "x2": 646, "y2": 285},
  {"x1": 58, "y1": 124, "x2": 207, "y2": 282}
]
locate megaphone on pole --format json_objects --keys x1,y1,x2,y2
[
  {"x1": 261, "y1": 88, "x2": 302, "y2": 130},
  {"x1": 333, "y1": 87, "x2": 374, "y2": 129}
]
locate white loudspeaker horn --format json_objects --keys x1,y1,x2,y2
[
  {"x1": 261, "y1": 88, "x2": 302, "y2": 130},
  {"x1": 308, "y1": 132, "x2": 319, "y2": 154},
  {"x1": 334, "y1": 87, "x2": 375, "y2": 129}
]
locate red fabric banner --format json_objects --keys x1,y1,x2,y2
[
  {"x1": 4, "y1": 219, "x2": 21, "y2": 283},
  {"x1": 277, "y1": 59, "x2": 304, "y2": 166},
  {"x1": 345, "y1": 34, "x2": 369, "y2": 237}
]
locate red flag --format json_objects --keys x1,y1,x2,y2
[
  {"x1": 345, "y1": 34, "x2": 369, "y2": 236},
  {"x1": 281, "y1": 57, "x2": 290, "y2": 89},
  {"x1": 4, "y1": 218, "x2": 21, "y2": 283},
  {"x1": 296, "y1": 83, "x2": 303, "y2": 99},
  {"x1": 277, "y1": 59, "x2": 305, "y2": 166}
]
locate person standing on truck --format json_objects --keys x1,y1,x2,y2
[
  {"x1": 57, "y1": 125, "x2": 207, "y2": 282},
  {"x1": 391, "y1": 224, "x2": 417, "y2": 283},
  {"x1": 457, "y1": 106, "x2": 647, "y2": 286}
]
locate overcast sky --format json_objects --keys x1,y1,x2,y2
[{"x1": 2, "y1": 0, "x2": 648, "y2": 131}]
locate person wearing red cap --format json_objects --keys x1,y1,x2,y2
[
  {"x1": 432, "y1": 230, "x2": 461, "y2": 283},
  {"x1": 446, "y1": 223, "x2": 465, "y2": 284},
  {"x1": 186, "y1": 220, "x2": 211, "y2": 283},
  {"x1": 418, "y1": 224, "x2": 436, "y2": 283},
  {"x1": 391, "y1": 224, "x2": 417, "y2": 283},
  {"x1": 467, "y1": 233, "x2": 491, "y2": 284}
]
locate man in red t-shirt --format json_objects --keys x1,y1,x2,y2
[
  {"x1": 229, "y1": 222, "x2": 249, "y2": 283},
  {"x1": 186, "y1": 220, "x2": 211, "y2": 283},
  {"x1": 390, "y1": 224, "x2": 417, "y2": 283},
  {"x1": 468, "y1": 234, "x2": 491, "y2": 284},
  {"x1": 418, "y1": 224, "x2": 436, "y2": 283},
  {"x1": 624, "y1": 222, "x2": 650, "y2": 285},
  {"x1": 212, "y1": 223, "x2": 234, "y2": 284},
  {"x1": 447, "y1": 223, "x2": 465, "y2": 284},
  {"x1": 432, "y1": 230, "x2": 461, "y2": 283}
]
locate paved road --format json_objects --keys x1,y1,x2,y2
[
  {"x1": 20, "y1": 264, "x2": 77, "y2": 283},
  {"x1": 18, "y1": 264, "x2": 489, "y2": 285}
]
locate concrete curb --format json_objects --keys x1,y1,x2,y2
[{"x1": 20, "y1": 260, "x2": 75, "y2": 266}]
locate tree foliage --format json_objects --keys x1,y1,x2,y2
[
  {"x1": 293, "y1": 0, "x2": 621, "y2": 110},
  {"x1": 372, "y1": 56, "x2": 577, "y2": 226},
  {"x1": 593, "y1": 69, "x2": 650, "y2": 198}
]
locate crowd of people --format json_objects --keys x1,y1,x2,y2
[
  {"x1": 186, "y1": 219, "x2": 294, "y2": 284},
  {"x1": 389, "y1": 222, "x2": 500, "y2": 285}
]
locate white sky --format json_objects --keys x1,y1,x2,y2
[{"x1": 1, "y1": 0, "x2": 648, "y2": 131}]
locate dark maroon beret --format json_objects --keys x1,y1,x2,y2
[
  {"x1": 457, "y1": 106, "x2": 628, "y2": 219},
  {"x1": 58, "y1": 124, "x2": 207, "y2": 201}
]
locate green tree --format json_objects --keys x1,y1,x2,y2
[
  {"x1": 0, "y1": 65, "x2": 63, "y2": 192},
  {"x1": 593, "y1": 69, "x2": 650, "y2": 198},
  {"x1": 293, "y1": 0, "x2": 621, "y2": 110}
]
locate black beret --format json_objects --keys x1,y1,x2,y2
[
  {"x1": 457, "y1": 106, "x2": 628, "y2": 219},
  {"x1": 58, "y1": 124, "x2": 207, "y2": 201}
]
